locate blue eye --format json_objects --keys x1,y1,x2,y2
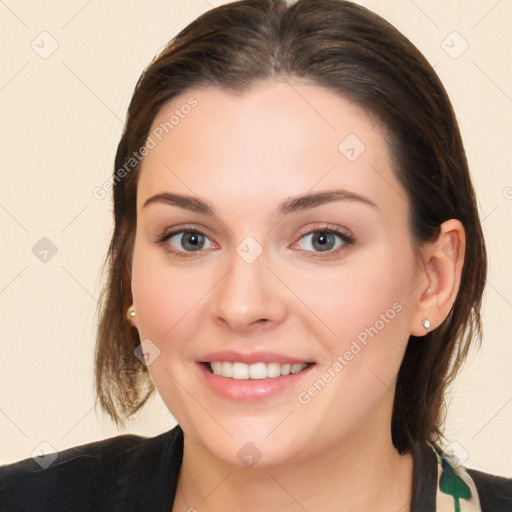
[
  {"x1": 158, "y1": 229, "x2": 215, "y2": 256},
  {"x1": 295, "y1": 228, "x2": 353, "y2": 255}
]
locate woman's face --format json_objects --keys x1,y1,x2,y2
[{"x1": 131, "y1": 80, "x2": 424, "y2": 467}]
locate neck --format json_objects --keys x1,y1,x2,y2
[{"x1": 173, "y1": 423, "x2": 414, "y2": 512}]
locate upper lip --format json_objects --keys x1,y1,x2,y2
[{"x1": 199, "y1": 350, "x2": 314, "y2": 365}]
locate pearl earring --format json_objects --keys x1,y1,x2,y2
[
  {"x1": 126, "y1": 305, "x2": 136, "y2": 320},
  {"x1": 422, "y1": 319, "x2": 431, "y2": 332}
]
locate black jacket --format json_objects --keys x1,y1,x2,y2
[{"x1": 1, "y1": 424, "x2": 511, "y2": 511}]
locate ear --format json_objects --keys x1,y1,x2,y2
[{"x1": 409, "y1": 219, "x2": 466, "y2": 336}]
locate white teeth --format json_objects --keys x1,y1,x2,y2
[
  {"x1": 208, "y1": 361, "x2": 308, "y2": 379},
  {"x1": 291, "y1": 364, "x2": 305, "y2": 374},
  {"x1": 221, "y1": 361, "x2": 233, "y2": 377},
  {"x1": 249, "y1": 362, "x2": 267, "y2": 380},
  {"x1": 232, "y1": 362, "x2": 249, "y2": 379},
  {"x1": 211, "y1": 361, "x2": 222, "y2": 375},
  {"x1": 267, "y1": 362, "x2": 281, "y2": 378}
]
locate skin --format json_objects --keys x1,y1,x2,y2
[{"x1": 129, "y1": 79, "x2": 465, "y2": 512}]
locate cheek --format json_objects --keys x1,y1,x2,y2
[
  {"x1": 130, "y1": 240, "x2": 199, "y2": 342},
  {"x1": 303, "y1": 243, "x2": 417, "y2": 410},
  {"x1": 312, "y1": 244, "x2": 415, "y2": 340},
  {"x1": 293, "y1": 253, "x2": 415, "y2": 431}
]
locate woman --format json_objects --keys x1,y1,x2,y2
[{"x1": 1, "y1": 0, "x2": 510, "y2": 510}]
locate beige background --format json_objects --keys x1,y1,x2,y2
[{"x1": 1, "y1": 0, "x2": 511, "y2": 475}]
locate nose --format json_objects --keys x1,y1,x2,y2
[{"x1": 211, "y1": 246, "x2": 288, "y2": 333}]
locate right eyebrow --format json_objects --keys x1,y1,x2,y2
[{"x1": 142, "y1": 192, "x2": 214, "y2": 215}]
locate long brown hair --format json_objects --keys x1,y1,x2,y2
[{"x1": 94, "y1": 0, "x2": 486, "y2": 454}]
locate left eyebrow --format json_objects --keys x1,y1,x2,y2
[
  {"x1": 277, "y1": 189, "x2": 378, "y2": 216},
  {"x1": 141, "y1": 188, "x2": 378, "y2": 216}
]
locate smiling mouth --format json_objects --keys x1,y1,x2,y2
[{"x1": 203, "y1": 361, "x2": 315, "y2": 380}]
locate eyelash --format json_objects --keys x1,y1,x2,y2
[{"x1": 153, "y1": 224, "x2": 354, "y2": 259}]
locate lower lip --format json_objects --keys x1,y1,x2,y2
[{"x1": 198, "y1": 363, "x2": 315, "y2": 402}]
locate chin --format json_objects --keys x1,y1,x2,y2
[
  {"x1": 188, "y1": 416, "x2": 313, "y2": 469},
  {"x1": 213, "y1": 436, "x2": 305, "y2": 469}
]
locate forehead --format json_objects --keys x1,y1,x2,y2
[{"x1": 137, "y1": 79, "x2": 405, "y2": 217}]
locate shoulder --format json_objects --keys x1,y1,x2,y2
[
  {"x1": 466, "y1": 467, "x2": 512, "y2": 511},
  {"x1": 0, "y1": 424, "x2": 183, "y2": 512},
  {"x1": 430, "y1": 442, "x2": 512, "y2": 512}
]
